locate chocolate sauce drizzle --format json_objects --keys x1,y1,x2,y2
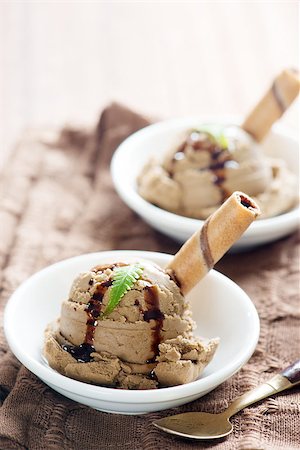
[
  {"x1": 171, "y1": 130, "x2": 234, "y2": 203},
  {"x1": 61, "y1": 342, "x2": 95, "y2": 363},
  {"x1": 63, "y1": 265, "x2": 165, "y2": 374},
  {"x1": 143, "y1": 285, "x2": 165, "y2": 363},
  {"x1": 91, "y1": 262, "x2": 127, "y2": 273},
  {"x1": 85, "y1": 280, "x2": 112, "y2": 346},
  {"x1": 200, "y1": 217, "x2": 214, "y2": 270},
  {"x1": 62, "y1": 279, "x2": 112, "y2": 363}
]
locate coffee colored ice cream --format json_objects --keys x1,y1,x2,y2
[
  {"x1": 44, "y1": 191, "x2": 261, "y2": 390},
  {"x1": 44, "y1": 261, "x2": 219, "y2": 389},
  {"x1": 137, "y1": 125, "x2": 298, "y2": 219}
]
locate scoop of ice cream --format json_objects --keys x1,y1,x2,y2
[
  {"x1": 44, "y1": 261, "x2": 218, "y2": 389},
  {"x1": 155, "y1": 335, "x2": 218, "y2": 386},
  {"x1": 137, "y1": 125, "x2": 298, "y2": 219},
  {"x1": 61, "y1": 262, "x2": 192, "y2": 363}
]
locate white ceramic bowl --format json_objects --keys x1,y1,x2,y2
[
  {"x1": 4, "y1": 251, "x2": 259, "y2": 415},
  {"x1": 111, "y1": 117, "x2": 299, "y2": 250}
]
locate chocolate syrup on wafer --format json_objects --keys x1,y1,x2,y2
[
  {"x1": 143, "y1": 285, "x2": 165, "y2": 363},
  {"x1": 200, "y1": 217, "x2": 214, "y2": 270},
  {"x1": 239, "y1": 194, "x2": 257, "y2": 215},
  {"x1": 271, "y1": 81, "x2": 286, "y2": 113}
]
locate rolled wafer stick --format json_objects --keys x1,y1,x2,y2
[
  {"x1": 242, "y1": 68, "x2": 300, "y2": 142},
  {"x1": 166, "y1": 192, "x2": 260, "y2": 295}
]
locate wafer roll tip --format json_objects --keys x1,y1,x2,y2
[
  {"x1": 167, "y1": 192, "x2": 260, "y2": 295},
  {"x1": 242, "y1": 68, "x2": 300, "y2": 142},
  {"x1": 231, "y1": 191, "x2": 260, "y2": 217}
]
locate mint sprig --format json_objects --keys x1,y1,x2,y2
[
  {"x1": 195, "y1": 125, "x2": 229, "y2": 149},
  {"x1": 103, "y1": 264, "x2": 144, "y2": 316}
]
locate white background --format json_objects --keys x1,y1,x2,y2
[{"x1": 0, "y1": 1, "x2": 298, "y2": 169}]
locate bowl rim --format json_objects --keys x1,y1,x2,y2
[
  {"x1": 4, "y1": 250, "x2": 260, "y2": 404},
  {"x1": 111, "y1": 117, "x2": 299, "y2": 236}
]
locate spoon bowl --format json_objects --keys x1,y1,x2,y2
[{"x1": 154, "y1": 412, "x2": 233, "y2": 440}]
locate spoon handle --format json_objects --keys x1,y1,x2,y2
[
  {"x1": 226, "y1": 359, "x2": 300, "y2": 417},
  {"x1": 281, "y1": 359, "x2": 300, "y2": 384}
]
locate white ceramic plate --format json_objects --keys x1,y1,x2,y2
[
  {"x1": 111, "y1": 117, "x2": 299, "y2": 250},
  {"x1": 4, "y1": 251, "x2": 259, "y2": 414}
]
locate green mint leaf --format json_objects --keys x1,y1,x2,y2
[
  {"x1": 218, "y1": 131, "x2": 228, "y2": 149},
  {"x1": 103, "y1": 264, "x2": 144, "y2": 316},
  {"x1": 195, "y1": 125, "x2": 228, "y2": 149}
]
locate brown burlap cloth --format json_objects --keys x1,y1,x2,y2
[{"x1": 0, "y1": 103, "x2": 299, "y2": 450}]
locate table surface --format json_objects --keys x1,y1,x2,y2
[{"x1": 0, "y1": 1, "x2": 298, "y2": 169}]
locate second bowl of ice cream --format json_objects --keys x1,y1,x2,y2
[{"x1": 111, "y1": 117, "x2": 299, "y2": 249}]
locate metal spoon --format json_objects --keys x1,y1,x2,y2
[{"x1": 153, "y1": 360, "x2": 300, "y2": 440}]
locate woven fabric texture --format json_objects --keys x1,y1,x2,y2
[{"x1": 0, "y1": 103, "x2": 299, "y2": 450}]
